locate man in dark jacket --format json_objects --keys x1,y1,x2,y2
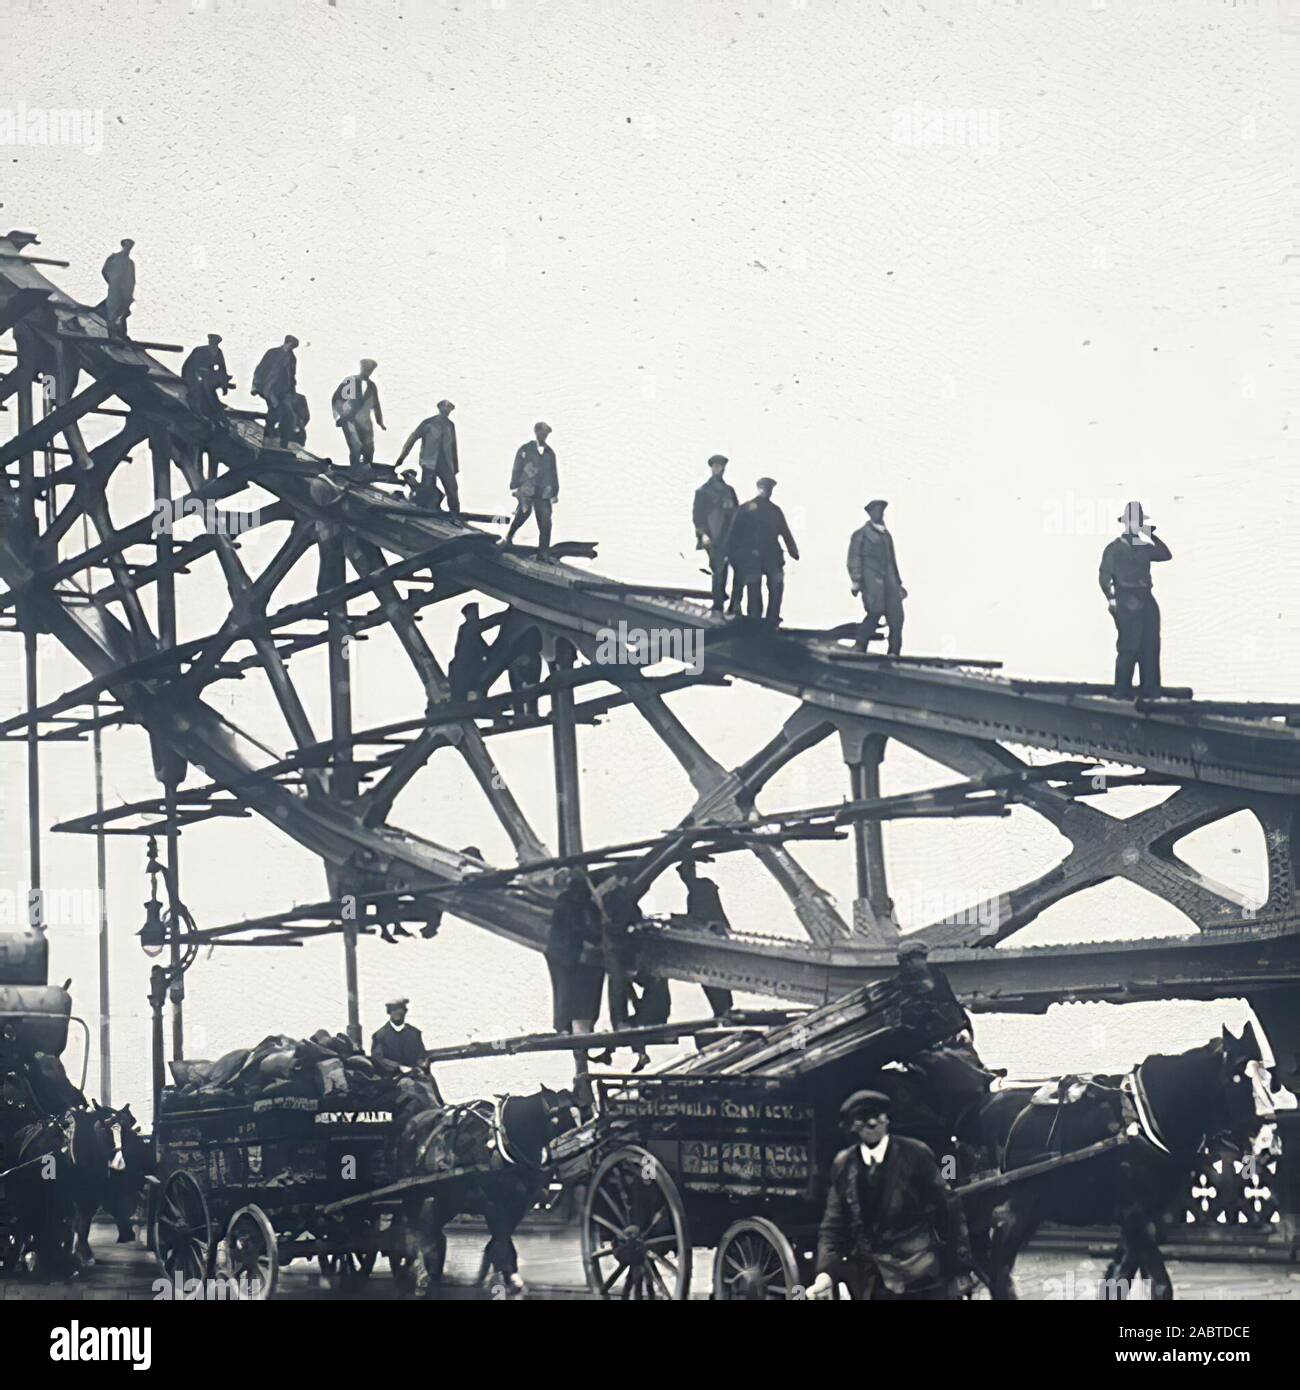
[
  {"x1": 448, "y1": 603, "x2": 491, "y2": 702},
  {"x1": 507, "y1": 625, "x2": 544, "y2": 718},
  {"x1": 847, "y1": 498, "x2": 907, "y2": 655},
  {"x1": 546, "y1": 872, "x2": 605, "y2": 1034},
  {"x1": 503, "y1": 422, "x2": 558, "y2": 554},
  {"x1": 724, "y1": 477, "x2": 800, "y2": 624},
  {"x1": 252, "y1": 335, "x2": 300, "y2": 442},
  {"x1": 331, "y1": 358, "x2": 385, "y2": 471},
  {"x1": 677, "y1": 858, "x2": 734, "y2": 1016},
  {"x1": 371, "y1": 997, "x2": 427, "y2": 1070},
  {"x1": 809, "y1": 1090, "x2": 971, "y2": 1301},
  {"x1": 395, "y1": 399, "x2": 460, "y2": 512},
  {"x1": 896, "y1": 939, "x2": 972, "y2": 1044},
  {"x1": 101, "y1": 238, "x2": 135, "y2": 337},
  {"x1": 692, "y1": 454, "x2": 740, "y2": 612},
  {"x1": 1098, "y1": 501, "x2": 1172, "y2": 699},
  {"x1": 181, "y1": 333, "x2": 234, "y2": 425}
]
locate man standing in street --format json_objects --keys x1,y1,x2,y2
[
  {"x1": 370, "y1": 997, "x2": 427, "y2": 1071},
  {"x1": 676, "y1": 858, "x2": 734, "y2": 1017},
  {"x1": 692, "y1": 454, "x2": 740, "y2": 612},
  {"x1": 101, "y1": 238, "x2": 136, "y2": 338},
  {"x1": 1098, "y1": 501, "x2": 1172, "y2": 699},
  {"x1": 503, "y1": 422, "x2": 558, "y2": 555},
  {"x1": 252, "y1": 335, "x2": 300, "y2": 443},
  {"x1": 808, "y1": 1090, "x2": 972, "y2": 1301},
  {"x1": 723, "y1": 476, "x2": 799, "y2": 624},
  {"x1": 395, "y1": 399, "x2": 460, "y2": 513},
  {"x1": 331, "y1": 358, "x2": 385, "y2": 472},
  {"x1": 847, "y1": 499, "x2": 907, "y2": 655}
]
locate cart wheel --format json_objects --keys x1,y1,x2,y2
[
  {"x1": 225, "y1": 1205, "x2": 279, "y2": 1300},
  {"x1": 318, "y1": 1249, "x2": 377, "y2": 1289},
  {"x1": 713, "y1": 1218, "x2": 802, "y2": 1300},
  {"x1": 154, "y1": 1170, "x2": 213, "y2": 1284},
  {"x1": 582, "y1": 1145, "x2": 691, "y2": 1300}
]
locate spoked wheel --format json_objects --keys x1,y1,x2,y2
[
  {"x1": 713, "y1": 1218, "x2": 802, "y2": 1300},
  {"x1": 225, "y1": 1205, "x2": 279, "y2": 1300},
  {"x1": 154, "y1": 1170, "x2": 213, "y2": 1284},
  {"x1": 582, "y1": 1145, "x2": 691, "y2": 1300},
  {"x1": 318, "y1": 1249, "x2": 377, "y2": 1290}
]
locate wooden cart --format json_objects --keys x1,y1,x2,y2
[{"x1": 152, "y1": 1090, "x2": 416, "y2": 1298}]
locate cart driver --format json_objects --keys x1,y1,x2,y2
[{"x1": 371, "y1": 996, "x2": 428, "y2": 1071}]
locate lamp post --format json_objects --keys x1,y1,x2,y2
[{"x1": 138, "y1": 836, "x2": 197, "y2": 1126}]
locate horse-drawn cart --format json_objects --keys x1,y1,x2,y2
[
  {"x1": 547, "y1": 976, "x2": 976, "y2": 1299},
  {"x1": 152, "y1": 1090, "x2": 416, "y2": 1298}
]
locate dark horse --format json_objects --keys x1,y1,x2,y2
[
  {"x1": 973, "y1": 1025, "x2": 1274, "y2": 1300},
  {"x1": 390, "y1": 1082, "x2": 580, "y2": 1298},
  {"x1": 1, "y1": 1098, "x2": 149, "y2": 1278},
  {"x1": 67, "y1": 1103, "x2": 154, "y2": 1266}
]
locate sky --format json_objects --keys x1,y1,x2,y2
[{"x1": 0, "y1": 0, "x2": 1295, "y2": 1115}]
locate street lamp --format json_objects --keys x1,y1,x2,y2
[{"x1": 137, "y1": 836, "x2": 197, "y2": 1124}]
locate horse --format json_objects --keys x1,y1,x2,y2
[
  {"x1": 972, "y1": 1024, "x2": 1275, "y2": 1300},
  {"x1": 65, "y1": 1103, "x2": 153, "y2": 1266},
  {"x1": 389, "y1": 1082, "x2": 581, "y2": 1298}
]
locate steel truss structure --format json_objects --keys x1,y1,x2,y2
[{"x1": 3, "y1": 230, "x2": 1300, "y2": 1082}]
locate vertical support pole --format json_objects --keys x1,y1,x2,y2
[
  {"x1": 151, "y1": 431, "x2": 184, "y2": 1060},
  {"x1": 551, "y1": 639, "x2": 582, "y2": 856},
  {"x1": 322, "y1": 537, "x2": 361, "y2": 1045},
  {"x1": 93, "y1": 715, "x2": 111, "y2": 1105},
  {"x1": 845, "y1": 731, "x2": 899, "y2": 945},
  {"x1": 16, "y1": 372, "x2": 42, "y2": 939},
  {"x1": 548, "y1": 637, "x2": 590, "y2": 1092}
]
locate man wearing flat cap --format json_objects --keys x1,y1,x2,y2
[
  {"x1": 253, "y1": 335, "x2": 301, "y2": 443},
  {"x1": 896, "y1": 937, "x2": 974, "y2": 1049},
  {"x1": 504, "y1": 422, "x2": 559, "y2": 555},
  {"x1": 692, "y1": 454, "x2": 740, "y2": 612},
  {"x1": 808, "y1": 1089, "x2": 971, "y2": 1300},
  {"x1": 181, "y1": 333, "x2": 234, "y2": 428},
  {"x1": 847, "y1": 499, "x2": 906, "y2": 656},
  {"x1": 371, "y1": 997, "x2": 427, "y2": 1070},
  {"x1": 396, "y1": 399, "x2": 460, "y2": 513},
  {"x1": 723, "y1": 476, "x2": 800, "y2": 624},
  {"x1": 101, "y1": 237, "x2": 136, "y2": 337},
  {"x1": 332, "y1": 358, "x2": 386, "y2": 472}
]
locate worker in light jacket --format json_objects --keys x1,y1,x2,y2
[{"x1": 847, "y1": 498, "x2": 906, "y2": 656}]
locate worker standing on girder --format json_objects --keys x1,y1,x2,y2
[
  {"x1": 507, "y1": 625, "x2": 544, "y2": 719},
  {"x1": 502, "y1": 422, "x2": 558, "y2": 556},
  {"x1": 448, "y1": 602, "x2": 491, "y2": 702},
  {"x1": 181, "y1": 333, "x2": 234, "y2": 425},
  {"x1": 100, "y1": 238, "x2": 135, "y2": 338},
  {"x1": 1098, "y1": 501, "x2": 1172, "y2": 699},
  {"x1": 848, "y1": 499, "x2": 907, "y2": 656},
  {"x1": 252, "y1": 335, "x2": 300, "y2": 443},
  {"x1": 677, "y1": 858, "x2": 734, "y2": 1017},
  {"x1": 546, "y1": 872, "x2": 605, "y2": 1041},
  {"x1": 723, "y1": 476, "x2": 800, "y2": 624},
  {"x1": 394, "y1": 399, "x2": 460, "y2": 513},
  {"x1": 331, "y1": 358, "x2": 386, "y2": 473},
  {"x1": 692, "y1": 454, "x2": 740, "y2": 613}
]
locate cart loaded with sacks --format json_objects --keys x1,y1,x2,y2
[{"x1": 151, "y1": 1032, "x2": 422, "y2": 1299}]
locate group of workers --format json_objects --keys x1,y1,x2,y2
[
  {"x1": 116, "y1": 238, "x2": 1171, "y2": 694},
  {"x1": 543, "y1": 858, "x2": 735, "y2": 1072}
]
